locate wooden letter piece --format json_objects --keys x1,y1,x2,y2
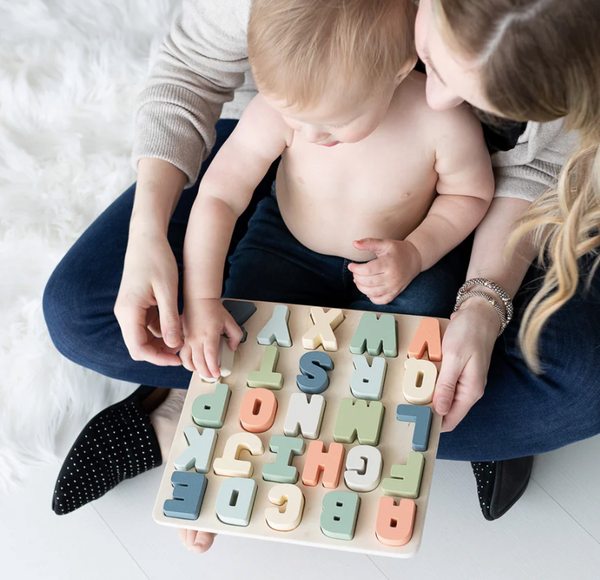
[
  {"x1": 302, "y1": 307, "x2": 345, "y2": 351},
  {"x1": 265, "y1": 484, "x2": 305, "y2": 531},
  {"x1": 257, "y1": 304, "x2": 292, "y2": 347},
  {"x1": 349, "y1": 355, "x2": 387, "y2": 400},
  {"x1": 247, "y1": 345, "x2": 284, "y2": 390},
  {"x1": 173, "y1": 426, "x2": 217, "y2": 474},
  {"x1": 402, "y1": 358, "x2": 437, "y2": 405},
  {"x1": 283, "y1": 392, "x2": 326, "y2": 439},
  {"x1": 344, "y1": 445, "x2": 383, "y2": 493},
  {"x1": 213, "y1": 432, "x2": 264, "y2": 478},
  {"x1": 407, "y1": 317, "x2": 442, "y2": 361}
]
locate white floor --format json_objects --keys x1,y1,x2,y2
[{"x1": 2, "y1": 436, "x2": 600, "y2": 580}]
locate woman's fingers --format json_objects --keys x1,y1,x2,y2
[
  {"x1": 115, "y1": 299, "x2": 181, "y2": 366},
  {"x1": 433, "y1": 352, "x2": 465, "y2": 417},
  {"x1": 155, "y1": 283, "x2": 183, "y2": 349}
]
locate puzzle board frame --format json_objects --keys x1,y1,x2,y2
[{"x1": 153, "y1": 299, "x2": 446, "y2": 558}]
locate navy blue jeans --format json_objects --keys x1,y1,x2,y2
[{"x1": 44, "y1": 119, "x2": 600, "y2": 461}]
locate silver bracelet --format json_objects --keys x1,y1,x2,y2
[
  {"x1": 456, "y1": 277, "x2": 514, "y2": 325},
  {"x1": 454, "y1": 290, "x2": 507, "y2": 336}
]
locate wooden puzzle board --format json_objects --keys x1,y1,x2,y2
[{"x1": 154, "y1": 299, "x2": 446, "y2": 558}]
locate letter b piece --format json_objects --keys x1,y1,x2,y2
[{"x1": 320, "y1": 491, "x2": 361, "y2": 541}]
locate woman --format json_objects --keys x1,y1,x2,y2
[{"x1": 43, "y1": 0, "x2": 600, "y2": 549}]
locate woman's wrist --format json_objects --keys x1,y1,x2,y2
[{"x1": 453, "y1": 294, "x2": 503, "y2": 336}]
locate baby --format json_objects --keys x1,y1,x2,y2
[{"x1": 179, "y1": 0, "x2": 494, "y2": 381}]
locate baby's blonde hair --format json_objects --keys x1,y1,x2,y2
[{"x1": 248, "y1": 0, "x2": 417, "y2": 109}]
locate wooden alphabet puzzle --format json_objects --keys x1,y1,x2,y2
[{"x1": 153, "y1": 299, "x2": 445, "y2": 557}]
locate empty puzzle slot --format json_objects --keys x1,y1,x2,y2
[{"x1": 229, "y1": 490, "x2": 239, "y2": 507}]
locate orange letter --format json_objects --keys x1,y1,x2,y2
[
  {"x1": 239, "y1": 388, "x2": 277, "y2": 433},
  {"x1": 375, "y1": 497, "x2": 416, "y2": 547},
  {"x1": 301, "y1": 441, "x2": 345, "y2": 488},
  {"x1": 407, "y1": 318, "x2": 442, "y2": 361}
]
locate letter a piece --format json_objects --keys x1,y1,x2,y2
[
  {"x1": 265, "y1": 484, "x2": 305, "y2": 531},
  {"x1": 302, "y1": 307, "x2": 345, "y2": 352},
  {"x1": 349, "y1": 312, "x2": 397, "y2": 357},
  {"x1": 191, "y1": 383, "x2": 231, "y2": 429},
  {"x1": 382, "y1": 452, "x2": 425, "y2": 498},
  {"x1": 239, "y1": 388, "x2": 278, "y2": 433},
  {"x1": 344, "y1": 445, "x2": 383, "y2": 492},
  {"x1": 296, "y1": 351, "x2": 334, "y2": 394},
  {"x1": 320, "y1": 491, "x2": 361, "y2": 541},
  {"x1": 213, "y1": 432, "x2": 264, "y2": 478},
  {"x1": 263, "y1": 435, "x2": 305, "y2": 484},
  {"x1": 257, "y1": 304, "x2": 292, "y2": 347},
  {"x1": 375, "y1": 497, "x2": 417, "y2": 547},
  {"x1": 283, "y1": 393, "x2": 326, "y2": 439},
  {"x1": 333, "y1": 398, "x2": 385, "y2": 446},
  {"x1": 302, "y1": 441, "x2": 345, "y2": 488},
  {"x1": 174, "y1": 426, "x2": 218, "y2": 474},
  {"x1": 163, "y1": 471, "x2": 208, "y2": 520},
  {"x1": 396, "y1": 404, "x2": 432, "y2": 452},
  {"x1": 402, "y1": 358, "x2": 438, "y2": 405},
  {"x1": 349, "y1": 355, "x2": 387, "y2": 400},
  {"x1": 215, "y1": 478, "x2": 258, "y2": 527},
  {"x1": 407, "y1": 317, "x2": 442, "y2": 361},
  {"x1": 247, "y1": 345, "x2": 284, "y2": 390}
]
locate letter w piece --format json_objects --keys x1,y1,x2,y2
[{"x1": 350, "y1": 312, "x2": 397, "y2": 357}]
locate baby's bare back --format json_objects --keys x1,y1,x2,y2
[{"x1": 275, "y1": 74, "x2": 440, "y2": 262}]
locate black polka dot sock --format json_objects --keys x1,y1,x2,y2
[
  {"x1": 53, "y1": 385, "x2": 163, "y2": 515},
  {"x1": 471, "y1": 456, "x2": 534, "y2": 521}
]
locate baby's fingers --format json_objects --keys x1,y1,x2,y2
[
  {"x1": 348, "y1": 259, "x2": 384, "y2": 277},
  {"x1": 203, "y1": 333, "x2": 222, "y2": 379}
]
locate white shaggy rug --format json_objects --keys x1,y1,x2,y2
[{"x1": 0, "y1": 0, "x2": 182, "y2": 492}]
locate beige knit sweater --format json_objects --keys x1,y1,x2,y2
[{"x1": 133, "y1": 0, "x2": 579, "y2": 200}]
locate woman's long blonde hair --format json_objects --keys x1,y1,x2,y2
[{"x1": 433, "y1": 0, "x2": 600, "y2": 372}]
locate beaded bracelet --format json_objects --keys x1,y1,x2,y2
[
  {"x1": 454, "y1": 290, "x2": 507, "y2": 336},
  {"x1": 456, "y1": 278, "x2": 514, "y2": 325}
]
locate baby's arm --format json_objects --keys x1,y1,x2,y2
[
  {"x1": 181, "y1": 95, "x2": 291, "y2": 378},
  {"x1": 350, "y1": 105, "x2": 494, "y2": 304},
  {"x1": 404, "y1": 105, "x2": 494, "y2": 272}
]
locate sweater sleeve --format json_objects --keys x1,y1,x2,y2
[
  {"x1": 491, "y1": 118, "x2": 580, "y2": 202},
  {"x1": 132, "y1": 0, "x2": 252, "y2": 186}
]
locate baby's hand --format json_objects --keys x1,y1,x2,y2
[
  {"x1": 348, "y1": 238, "x2": 422, "y2": 305},
  {"x1": 178, "y1": 528, "x2": 216, "y2": 554},
  {"x1": 180, "y1": 298, "x2": 244, "y2": 379}
]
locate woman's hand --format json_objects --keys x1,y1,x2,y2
[
  {"x1": 180, "y1": 298, "x2": 244, "y2": 379},
  {"x1": 114, "y1": 229, "x2": 184, "y2": 366},
  {"x1": 348, "y1": 238, "x2": 422, "y2": 305},
  {"x1": 433, "y1": 296, "x2": 501, "y2": 432},
  {"x1": 178, "y1": 529, "x2": 216, "y2": 554}
]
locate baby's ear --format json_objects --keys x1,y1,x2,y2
[{"x1": 396, "y1": 56, "x2": 419, "y2": 84}]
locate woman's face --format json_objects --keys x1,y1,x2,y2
[{"x1": 414, "y1": 0, "x2": 500, "y2": 114}]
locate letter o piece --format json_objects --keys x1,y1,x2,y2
[
  {"x1": 215, "y1": 478, "x2": 258, "y2": 527},
  {"x1": 375, "y1": 497, "x2": 416, "y2": 547},
  {"x1": 213, "y1": 432, "x2": 264, "y2": 478},
  {"x1": 402, "y1": 358, "x2": 438, "y2": 405},
  {"x1": 265, "y1": 484, "x2": 305, "y2": 531},
  {"x1": 344, "y1": 445, "x2": 383, "y2": 493},
  {"x1": 239, "y1": 388, "x2": 278, "y2": 433}
]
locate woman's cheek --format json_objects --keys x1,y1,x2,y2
[{"x1": 425, "y1": 75, "x2": 464, "y2": 111}]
